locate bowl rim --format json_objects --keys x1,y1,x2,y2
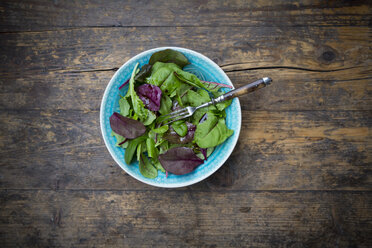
[{"x1": 100, "y1": 46, "x2": 241, "y2": 188}]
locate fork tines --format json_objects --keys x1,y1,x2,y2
[{"x1": 158, "y1": 107, "x2": 191, "y2": 125}]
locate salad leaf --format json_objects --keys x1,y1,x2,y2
[
  {"x1": 136, "y1": 143, "x2": 142, "y2": 163},
  {"x1": 149, "y1": 65, "x2": 182, "y2": 95},
  {"x1": 152, "y1": 125, "x2": 169, "y2": 134},
  {"x1": 196, "y1": 147, "x2": 214, "y2": 160},
  {"x1": 212, "y1": 91, "x2": 232, "y2": 111},
  {"x1": 163, "y1": 122, "x2": 196, "y2": 144},
  {"x1": 158, "y1": 147, "x2": 204, "y2": 175},
  {"x1": 134, "y1": 64, "x2": 152, "y2": 82},
  {"x1": 111, "y1": 131, "x2": 127, "y2": 147},
  {"x1": 182, "y1": 89, "x2": 210, "y2": 107},
  {"x1": 200, "y1": 148, "x2": 207, "y2": 160},
  {"x1": 171, "y1": 120, "x2": 188, "y2": 137},
  {"x1": 119, "y1": 97, "x2": 131, "y2": 116},
  {"x1": 142, "y1": 109, "x2": 156, "y2": 126},
  {"x1": 150, "y1": 62, "x2": 181, "y2": 75},
  {"x1": 124, "y1": 135, "x2": 147, "y2": 164},
  {"x1": 146, "y1": 138, "x2": 158, "y2": 158},
  {"x1": 152, "y1": 159, "x2": 165, "y2": 172},
  {"x1": 126, "y1": 63, "x2": 148, "y2": 122},
  {"x1": 159, "y1": 94, "x2": 172, "y2": 115},
  {"x1": 194, "y1": 111, "x2": 233, "y2": 148},
  {"x1": 201, "y1": 80, "x2": 233, "y2": 92},
  {"x1": 139, "y1": 152, "x2": 158, "y2": 179},
  {"x1": 109, "y1": 112, "x2": 146, "y2": 139},
  {"x1": 136, "y1": 84, "x2": 162, "y2": 111},
  {"x1": 149, "y1": 49, "x2": 190, "y2": 68},
  {"x1": 159, "y1": 140, "x2": 169, "y2": 154},
  {"x1": 174, "y1": 71, "x2": 207, "y2": 90},
  {"x1": 207, "y1": 147, "x2": 215, "y2": 157},
  {"x1": 181, "y1": 89, "x2": 217, "y2": 124}
]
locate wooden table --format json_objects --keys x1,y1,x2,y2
[{"x1": 1, "y1": 1, "x2": 371, "y2": 247}]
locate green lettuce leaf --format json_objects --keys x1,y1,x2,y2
[
  {"x1": 126, "y1": 63, "x2": 148, "y2": 122},
  {"x1": 194, "y1": 111, "x2": 233, "y2": 148},
  {"x1": 139, "y1": 148, "x2": 158, "y2": 179},
  {"x1": 149, "y1": 49, "x2": 190, "y2": 68}
]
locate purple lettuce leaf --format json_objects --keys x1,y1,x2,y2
[
  {"x1": 109, "y1": 112, "x2": 146, "y2": 139},
  {"x1": 136, "y1": 84, "x2": 162, "y2": 111},
  {"x1": 163, "y1": 122, "x2": 196, "y2": 144},
  {"x1": 159, "y1": 147, "x2": 204, "y2": 175}
]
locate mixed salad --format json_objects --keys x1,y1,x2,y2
[{"x1": 110, "y1": 49, "x2": 234, "y2": 178}]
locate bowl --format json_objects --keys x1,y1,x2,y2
[{"x1": 100, "y1": 47, "x2": 241, "y2": 188}]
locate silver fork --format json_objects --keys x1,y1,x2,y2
[{"x1": 159, "y1": 77, "x2": 272, "y2": 125}]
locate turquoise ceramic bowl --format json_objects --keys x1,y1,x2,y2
[{"x1": 100, "y1": 47, "x2": 241, "y2": 188}]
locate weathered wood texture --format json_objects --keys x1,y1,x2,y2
[
  {"x1": 1, "y1": 26, "x2": 370, "y2": 74},
  {"x1": 1, "y1": 109, "x2": 370, "y2": 191},
  {"x1": 1, "y1": 190, "x2": 371, "y2": 247},
  {"x1": 0, "y1": 0, "x2": 371, "y2": 32},
  {"x1": 0, "y1": 0, "x2": 371, "y2": 247}
]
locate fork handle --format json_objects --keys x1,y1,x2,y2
[{"x1": 214, "y1": 77, "x2": 272, "y2": 103}]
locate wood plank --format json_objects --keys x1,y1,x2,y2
[
  {"x1": 0, "y1": 190, "x2": 371, "y2": 247},
  {"x1": 1, "y1": 66, "x2": 370, "y2": 112},
  {"x1": 0, "y1": 26, "x2": 370, "y2": 75},
  {"x1": 1, "y1": 110, "x2": 370, "y2": 190},
  {"x1": 0, "y1": 0, "x2": 370, "y2": 32}
]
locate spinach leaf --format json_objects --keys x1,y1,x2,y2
[
  {"x1": 149, "y1": 49, "x2": 190, "y2": 68},
  {"x1": 171, "y1": 120, "x2": 188, "y2": 137},
  {"x1": 159, "y1": 94, "x2": 172, "y2": 115},
  {"x1": 146, "y1": 138, "x2": 158, "y2": 158},
  {"x1": 158, "y1": 147, "x2": 204, "y2": 175},
  {"x1": 174, "y1": 70, "x2": 206, "y2": 90},
  {"x1": 151, "y1": 62, "x2": 181, "y2": 75},
  {"x1": 182, "y1": 89, "x2": 210, "y2": 107},
  {"x1": 124, "y1": 135, "x2": 147, "y2": 164},
  {"x1": 148, "y1": 65, "x2": 182, "y2": 95},
  {"x1": 134, "y1": 64, "x2": 152, "y2": 82},
  {"x1": 110, "y1": 112, "x2": 146, "y2": 139},
  {"x1": 194, "y1": 111, "x2": 233, "y2": 148},
  {"x1": 152, "y1": 125, "x2": 169, "y2": 134},
  {"x1": 139, "y1": 152, "x2": 158, "y2": 179}
]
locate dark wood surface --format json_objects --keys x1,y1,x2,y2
[{"x1": 0, "y1": 0, "x2": 371, "y2": 247}]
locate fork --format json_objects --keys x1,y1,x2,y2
[{"x1": 159, "y1": 77, "x2": 272, "y2": 124}]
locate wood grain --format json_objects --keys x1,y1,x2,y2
[
  {"x1": 0, "y1": 26, "x2": 370, "y2": 75},
  {"x1": 0, "y1": 0, "x2": 371, "y2": 32},
  {"x1": 0, "y1": 0, "x2": 371, "y2": 247},
  {"x1": 0, "y1": 190, "x2": 371, "y2": 247},
  {"x1": 1, "y1": 109, "x2": 370, "y2": 191},
  {"x1": 1, "y1": 67, "x2": 370, "y2": 112}
]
